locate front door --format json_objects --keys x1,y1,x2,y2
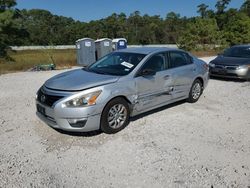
[{"x1": 134, "y1": 53, "x2": 174, "y2": 112}]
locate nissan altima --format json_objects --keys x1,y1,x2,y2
[
  {"x1": 36, "y1": 47, "x2": 209, "y2": 134},
  {"x1": 209, "y1": 45, "x2": 250, "y2": 80}
]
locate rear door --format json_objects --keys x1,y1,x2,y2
[
  {"x1": 167, "y1": 51, "x2": 196, "y2": 99},
  {"x1": 134, "y1": 52, "x2": 174, "y2": 112}
]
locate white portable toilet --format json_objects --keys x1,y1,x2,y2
[
  {"x1": 76, "y1": 38, "x2": 96, "y2": 66},
  {"x1": 95, "y1": 38, "x2": 112, "y2": 60}
]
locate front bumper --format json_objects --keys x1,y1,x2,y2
[
  {"x1": 36, "y1": 101, "x2": 102, "y2": 132},
  {"x1": 209, "y1": 67, "x2": 250, "y2": 80}
]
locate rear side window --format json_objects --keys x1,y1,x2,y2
[{"x1": 169, "y1": 51, "x2": 192, "y2": 68}]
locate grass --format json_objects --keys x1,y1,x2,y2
[
  {"x1": 190, "y1": 49, "x2": 220, "y2": 57},
  {"x1": 0, "y1": 49, "x2": 77, "y2": 74},
  {"x1": 0, "y1": 48, "x2": 220, "y2": 75}
]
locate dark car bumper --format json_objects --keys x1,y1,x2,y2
[{"x1": 209, "y1": 67, "x2": 250, "y2": 80}]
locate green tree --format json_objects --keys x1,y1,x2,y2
[
  {"x1": 215, "y1": 0, "x2": 232, "y2": 29},
  {"x1": 127, "y1": 11, "x2": 142, "y2": 44},
  {"x1": 197, "y1": 3, "x2": 209, "y2": 18},
  {"x1": 0, "y1": 0, "x2": 28, "y2": 57},
  {"x1": 0, "y1": 0, "x2": 16, "y2": 11},
  {"x1": 137, "y1": 14, "x2": 164, "y2": 44},
  {"x1": 164, "y1": 12, "x2": 185, "y2": 43},
  {"x1": 240, "y1": 0, "x2": 250, "y2": 16},
  {"x1": 223, "y1": 12, "x2": 250, "y2": 45},
  {"x1": 215, "y1": 0, "x2": 231, "y2": 14},
  {"x1": 20, "y1": 9, "x2": 79, "y2": 45},
  {"x1": 2, "y1": 0, "x2": 249, "y2": 52},
  {"x1": 178, "y1": 18, "x2": 225, "y2": 50}
]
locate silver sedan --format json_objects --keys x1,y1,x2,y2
[{"x1": 36, "y1": 47, "x2": 209, "y2": 134}]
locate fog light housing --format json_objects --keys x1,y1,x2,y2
[{"x1": 67, "y1": 118, "x2": 87, "y2": 128}]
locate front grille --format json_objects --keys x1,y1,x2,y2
[
  {"x1": 226, "y1": 66, "x2": 238, "y2": 70},
  {"x1": 37, "y1": 89, "x2": 64, "y2": 107},
  {"x1": 215, "y1": 64, "x2": 238, "y2": 70}
]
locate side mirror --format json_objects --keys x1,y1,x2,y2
[{"x1": 140, "y1": 69, "x2": 156, "y2": 77}]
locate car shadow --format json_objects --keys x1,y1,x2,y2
[
  {"x1": 210, "y1": 76, "x2": 248, "y2": 82},
  {"x1": 130, "y1": 100, "x2": 186, "y2": 122}
]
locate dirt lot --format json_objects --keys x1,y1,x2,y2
[{"x1": 0, "y1": 57, "x2": 250, "y2": 187}]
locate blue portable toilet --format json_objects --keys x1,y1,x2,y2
[{"x1": 112, "y1": 38, "x2": 127, "y2": 51}]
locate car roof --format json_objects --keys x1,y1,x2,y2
[
  {"x1": 232, "y1": 44, "x2": 250, "y2": 48},
  {"x1": 117, "y1": 47, "x2": 182, "y2": 55}
]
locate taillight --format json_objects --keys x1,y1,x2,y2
[{"x1": 203, "y1": 63, "x2": 209, "y2": 70}]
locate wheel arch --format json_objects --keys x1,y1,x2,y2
[
  {"x1": 107, "y1": 95, "x2": 132, "y2": 105},
  {"x1": 194, "y1": 76, "x2": 204, "y2": 88},
  {"x1": 101, "y1": 95, "x2": 133, "y2": 115}
]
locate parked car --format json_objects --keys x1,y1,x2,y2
[
  {"x1": 36, "y1": 47, "x2": 209, "y2": 134},
  {"x1": 209, "y1": 45, "x2": 250, "y2": 80}
]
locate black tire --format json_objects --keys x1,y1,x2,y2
[
  {"x1": 100, "y1": 97, "x2": 130, "y2": 134},
  {"x1": 187, "y1": 79, "x2": 203, "y2": 103}
]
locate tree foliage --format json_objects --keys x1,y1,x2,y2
[
  {"x1": 240, "y1": 0, "x2": 250, "y2": 16},
  {"x1": 178, "y1": 18, "x2": 225, "y2": 50},
  {"x1": 0, "y1": 0, "x2": 29, "y2": 57},
  {"x1": 215, "y1": 0, "x2": 231, "y2": 14},
  {"x1": 0, "y1": 0, "x2": 16, "y2": 12},
  {"x1": 197, "y1": 4, "x2": 209, "y2": 18},
  {"x1": 1, "y1": 0, "x2": 250, "y2": 55}
]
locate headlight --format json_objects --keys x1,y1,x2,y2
[
  {"x1": 62, "y1": 90, "x2": 102, "y2": 108},
  {"x1": 237, "y1": 65, "x2": 250, "y2": 70},
  {"x1": 209, "y1": 63, "x2": 215, "y2": 68}
]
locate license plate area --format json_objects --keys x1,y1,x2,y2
[
  {"x1": 218, "y1": 69, "x2": 227, "y2": 75},
  {"x1": 37, "y1": 104, "x2": 46, "y2": 115}
]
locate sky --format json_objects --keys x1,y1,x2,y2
[{"x1": 16, "y1": 0, "x2": 244, "y2": 22}]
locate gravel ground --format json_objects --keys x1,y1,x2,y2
[{"x1": 0, "y1": 57, "x2": 250, "y2": 187}]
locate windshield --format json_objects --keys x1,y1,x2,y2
[
  {"x1": 87, "y1": 52, "x2": 146, "y2": 76},
  {"x1": 223, "y1": 46, "x2": 250, "y2": 58}
]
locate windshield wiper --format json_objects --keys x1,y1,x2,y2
[
  {"x1": 226, "y1": 55, "x2": 245, "y2": 58},
  {"x1": 83, "y1": 68, "x2": 105, "y2": 74},
  {"x1": 82, "y1": 67, "x2": 88, "y2": 71},
  {"x1": 91, "y1": 69, "x2": 109, "y2": 75},
  {"x1": 107, "y1": 72, "x2": 124, "y2": 76}
]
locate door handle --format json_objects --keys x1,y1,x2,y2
[{"x1": 163, "y1": 75, "x2": 170, "y2": 80}]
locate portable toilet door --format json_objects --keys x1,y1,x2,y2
[
  {"x1": 95, "y1": 38, "x2": 112, "y2": 60},
  {"x1": 112, "y1": 38, "x2": 127, "y2": 51},
  {"x1": 76, "y1": 38, "x2": 96, "y2": 66}
]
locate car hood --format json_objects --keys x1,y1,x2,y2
[
  {"x1": 212, "y1": 56, "x2": 250, "y2": 65},
  {"x1": 44, "y1": 69, "x2": 120, "y2": 91}
]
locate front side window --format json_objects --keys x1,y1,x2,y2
[
  {"x1": 87, "y1": 52, "x2": 146, "y2": 76},
  {"x1": 140, "y1": 53, "x2": 166, "y2": 73},
  {"x1": 169, "y1": 51, "x2": 192, "y2": 68}
]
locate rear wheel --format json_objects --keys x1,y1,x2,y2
[
  {"x1": 101, "y1": 97, "x2": 130, "y2": 134},
  {"x1": 187, "y1": 79, "x2": 203, "y2": 103}
]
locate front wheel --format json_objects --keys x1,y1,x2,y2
[
  {"x1": 187, "y1": 79, "x2": 203, "y2": 103},
  {"x1": 100, "y1": 97, "x2": 130, "y2": 134}
]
